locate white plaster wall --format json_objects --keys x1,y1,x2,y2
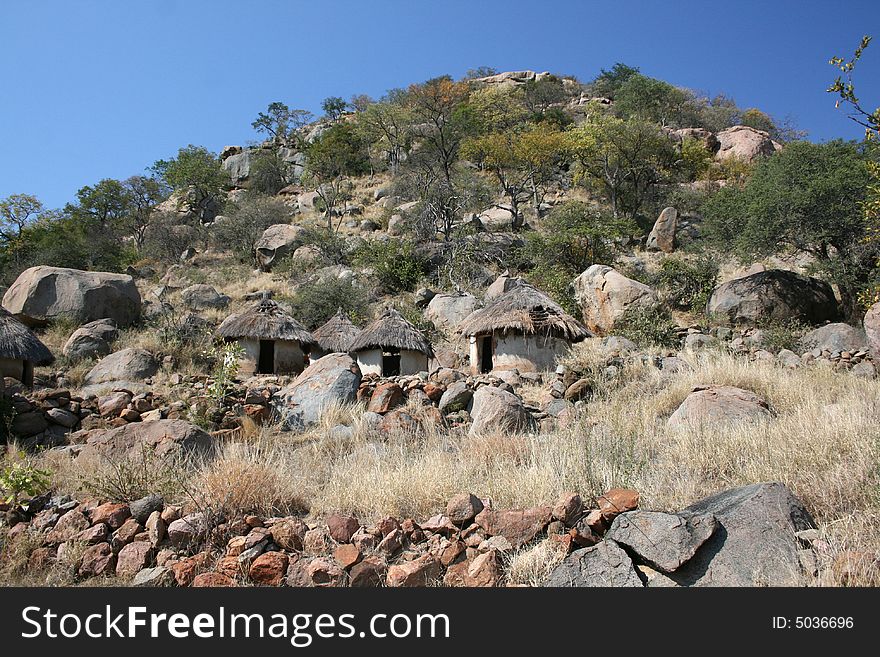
[
  {"x1": 400, "y1": 349, "x2": 428, "y2": 375},
  {"x1": 356, "y1": 349, "x2": 383, "y2": 376}
]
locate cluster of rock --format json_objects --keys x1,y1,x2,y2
[{"x1": 4, "y1": 482, "x2": 856, "y2": 587}]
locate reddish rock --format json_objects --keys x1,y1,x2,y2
[
  {"x1": 145, "y1": 511, "x2": 166, "y2": 547},
  {"x1": 443, "y1": 550, "x2": 503, "y2": 587},
  {"x1": 249, "y1": 551, "x2": 289, "y2": 586},
  {"x1": 423, "y1": 382, "x2": 445, "y2": 402},
  {"x1": 216, "y1": 555, "x2": 242, "y2": 579},
  {"x1": 160, "y1": 506, "x2": 181, "y2": 523},
  {"x1": 378, "y1": 409, "x2": 418, "y2": 433},
  {"x1": 269, "y1": 518, "x2": 307, "y2": 551},
  {"x1": 78, "y1": 543, "x2": 115, "y2": 577},
  {"x1": 46, "y1": 510, "x2": 89, "y2": 544},
  {"x1": 446, "y1": 493, "x2": 484, "y2": 525},
  {"x1": 474, "y1": 506, "x2": 552, "y2": 548},
  {"x1": 226, "y1": 535, "x2": 248, "y2": 557},
  {"x1": 111, "y1": 518, "x2": 142, "y2": 551},
  {"x1": 377, "y1": 528, "x2": 403, "y2": 557},
  {"x1": 376, "y1": 516, "x2": 401, "y2": 537},
  {"x1": 244, "y1": 515, "x2": 263, "y2": 528},
  {"x1": 172, "y1": 551, "x2": 213, "y2": 587},
  {"x1": 244, "y1": 404, "x2": 272, "y2": 423},
  {"x1": 582, "y1": 509, "x2": 606, "y2": 534},
  {"x1": 98, "y1": 391, "x2": 132, "y2": 417},
  {"x1": 77, "y1": 523, "x2": 110, "y2": 545},
  {"x1": 439, "y1": 539, "x2": 467, "y2": 567},
  {"x1": 192, "y1": 572, "x2": 237, "y2": 587},
  {"x1": 119, "y1": 409, "x2": 141, "y2": 422},
  {"x1": 28, "y1": 547, "x2": 55, "y2": 570},
  {"x1": 386, "y1": 554, "x2": 441, "y2": 587},
  {"x1": 303, "y1": 528, "x2": 330, "y2": 554},
  {"x1": 367, "y1": 382, "x2": 404, "y2": 413},
  {"x1": 334, "y1": 543, "x2": 362, "y2": 570},
  {"x1": 352, "y1": 532, "x2": 378, "y2": 552},
  {"x1": 421, "y1": 514, "x2": 457, "y2": 534},
  {"x1": 598, "y1": 488, "x2": 640, "y2": 521},
  {"x1": 305, "y1": 557, "x2": 347, "y2": 587},
  {"x1": 116, "y1": 541, "x2": 154, "y2": 578},
  {"x1": 550, "y1": 532, "x2": 576, "y2": 553},
  {"x1": 552, "y1": 492, "x2": 583, "y2": 526},
  {"x1": 571, "y1": 524, "x2": 600, "y2": 547},
  {"x1": 349, "y1": 556, "x2": 387, "y2": 587},
  {"x1": 327, "y1": 514, "x2": 360, "y2": 543},
  {"x1": 89, "y1": 502, "x2": 131, "y2": 529}
]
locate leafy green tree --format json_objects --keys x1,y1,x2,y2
[
  {"x1": 0, "y1": 194, "x2": 45, "y2": 242},
  {"x1": 612, "y1": 74, "x2": 692, "y2": 127},
  {"x1": 247, "y1": 150, "x2": 294, "y2": 196},
  {"x1": 321, "y1": 96, "x2": 349, "y2": 122},
  {"x1": 356, "y1": 91, "x2": 413, "y2": 173},
  {"x1": 740, "y1": 108, "x2": 776, "y2": 134},
  {"x1": 252, "y1": 102, "x2": 313, "y2": 145},
  {"x1": 567, "y1": 113, "x2": 677, "y2": 224},
  {"x1": 284, "y1": 278, "x2": 370, "y2": 330},
  {"x1": 702, "y1": 140, "x2": 872, "y2": 308},
  {"x1": 120, "y1": 175, "x2": 166, "y2": 250},
  {"x1": 588, "y1": 63, "x2": 641, "y2": 99},
  {"x1": 303, "y1": 123, "x2": 370, "y2": 230},
  {"x1": 151, "y1": 145, "x2": 227, "y2": 222},
  {"x1": 353, "y1": 239, "x2": 426, "y2": 293}
]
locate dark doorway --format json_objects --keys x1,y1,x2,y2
[
  {"x1": 382, "y1": 350, "x2": 401, "y2": 376},
  {"x1": 480, "y1": 336, "x2": 494, "y2": 373},
  {"x1": 258, "y1": 340, "x2": 275, "y2": 374}
]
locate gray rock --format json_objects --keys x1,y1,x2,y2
[
  {"x1": 667, "y1": 385, "x2": 771, "y2": 429},
  {"x1": 254, "y1": 224, "x2": 307, "y2": 272},
  {"x1": 715, "y1": 125, "x2": 779, "y2": 163},
  {"x1": 646, "y1": 207, "x2": 677, "y2": 253},
  {"x1": 129, "y1": 494, "x2": 164, "y2": 525},
  {"x1": 606, "y1": 510, "x2": 717, "y2": 573},
  {"x1": 544, "y1": 539, "x2": 643, "y2": 587},
  {"x1": 222, "y1": 149, "x2": 251, "y2": 184},
  {"x1": 74, "y1": 419, "x2": 215, "y2": 464},
  {"x1": 275, "y1": 353, "x2": 362, "y2": 431},
  {"x1": 601, "y1": 335, "x2": 638, "y2": 353},
  {"x1": 167, "y1": 512, "x2": 210, "y2": 547},
  {"x1": 180, "y1": 284, "x2": 230, "y2": 310},
  {"x1": 425, "y1": 293, "x2": 480, "y2": 330},
  {"x1": 706, "y1": 269, "x2": 838, "y2": 325},
  {"x1": 62, "y1": 319, "x2": 119, "y2": 361},
  {"x1": 777, "y1": 349, "x2": 802, "y2": 368},
  {"x1": 800, "y1": 322, "x2": 867, "y2": 354},
  {"x1": 865, "y1": 302, "x2": 880, "y2": 357},
  {"x1": 851, "y1": 361, "x2": 876, "y2": 379},
  {"x1": 83, "y1": 348, "x2": 159, "y2": 387},
  {"x1": 45, "y1": 408, "x2": 79, "y2": 428},
  {"x1": 468, "y1": 385, "x2": 530, "y2": 436},
  {"x1": 11, "y1": 410, "x2": 48, "y2": 437},
  {"x1": 573, "y1": 265, "x2": 658, "y2": 334},
  {"x1": 438, "y1": 381, "x2": 473, "y2": 414},
  {"x1": 3, "y1": 266, "x2": 141, "y2": 327},
  {"x1": 132, "y1": 566, "x2": 172, "y2": 587},
  {"x1": 684, "y1": 333, "x2": 716, "y2": 352},
  {"x1": 668, "y1": 482, "x2": 816, "y2": 586}
]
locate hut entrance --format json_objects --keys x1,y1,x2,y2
[
  {"x1": 258, "y1": 340, "x2": 275, "y2": 374},
  {"x1": 382, "y1": 350, "x2": 401, "y2": 376},
  {"x1": 480, "y1": 336, "x2": 494, "y2": 373}
]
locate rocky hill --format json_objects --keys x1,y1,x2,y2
[{"x1": 1, "y1": 66, "x2": 879, "y2": 588}]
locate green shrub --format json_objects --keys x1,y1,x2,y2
[
  {"x1": 353, "y1": 239, "x2": 426, "y2": 293},
  {"x1": 614, "y1": 305, "x2": 679, "y2": 348},
  {"x1": 655, "y1": 256, "x2": 718, "y2": 314},
  {"x1": 284, "y1": 278, "x2": 370, "y2": 330},
  {"x1": 213, "y1": 197, "x2": 292, "y2": 264},
  {"x1": 0, "y1": 456, "x2": 51, "y2": 510},
  {"x1": 755, "y1": 318, "x2": 809, "y2": 353}
]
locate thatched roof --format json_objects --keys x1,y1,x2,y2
[
  {"x1": 458, "y1": 280, "x2": 591, "y2": 342},
  {"x1": 216, "y1": 299, "x2": 316, "y2": 346},
  {"x1": 349, "y1": 308, "x2": 434, "y2": 356},
  {"x1": 0, "y1": 308, "x2": 54, "y2": 365},
  {"x1": 312, "y1": 309, "x2": 361, "y2": 353}
]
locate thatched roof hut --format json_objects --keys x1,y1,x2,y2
[
  {"x1": 459, "y1": 281, "x2": 591, "y2": 341},
  {"x1": 0, "y1": 308, "x2": 54, "y2": 366},
  {"x1": 216, "y1": 298, "x2": 316, "y2": 347},
  {"x1": 312, "y1": 309, "x2": 361, "y2": 354},
  {"x1": 350, "y1": 308, "x2": 433, "y2": 356}
]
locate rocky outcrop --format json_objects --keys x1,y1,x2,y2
[
  {"x1": 83, "y1": 348, "x2": 159, "y2": 388},
  {"x1": 62, "y1": 319, "x2": 118, "y2": 361},
  {"x1": 706, "y1": 269, "x2": 838, "y2": 325},
  {"x1": 180, "y1": 284, "x2": 230, "y2": 310},
  {"x1": 73, "y1": 419, "x2": 215, "y2": 463},
  {"x1": 3, "y1": 266, "x2": 141, "y2": 327},
  {"x1": 799, "y1": 323, "x2": 867, "y2": 354},
  {"x1": 468, "y1": 385, "x2": 530, "y2": 436},
  {"x1": 545, "y1": 540, "x2": 644, "y2": 587},
  {"x1": 645, "y1": 207, "x2": 678, "y2": 253},
  {"x1": 425, "y1": 293, "x2": 480, "y2": 330},
  {"x1": 572, "y1": 265, "x2": 658, "y2": 334},
  {"x1": 254, "y1": 224, "x2": 307, "y2": 272},
  {"x1": 667, "y1": 385, "x2": 772, "y2": 429},
  {"x1": 715, "y1": 125, "x2": 780, "y2": 163},
  {"x1": 274, "y1": 353, "x2": 362, "y2": 431}
]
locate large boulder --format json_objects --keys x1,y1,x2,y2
[
  {"x1": 74, "y1": 419, "x2": 215, "y2": 464},
  {"x1": 605, "y1": 510, "x2": 717, "y2": 573},
  {"x1": 62, "y1": 319, "x2": 119, "y2": 361},
  {"x1": 645, "y1": 207, "x2": 678, "y2": 253},
  {"x1": 222, "y1": 149, "x2": 251, "y2": 184},
  {"x1": 544, "y1": 539, "x2": 644, "y2": 587},
  {"x1": 572, "y1": 265, "x2": 659, "y2": 334},
  {"x1": 425, "y1": 293, "x2": 480, "y2": 330},
  {"x1": 667, "y1": 385, "x2": 771, "y2": 429},
  {"x1": 83, "y1": 348, "x2": 159, "y2": 387},
  {"x1": 714, "y1": 126, "x2": 780, "y2": 163},
  {"x1": 800, "y1": 322, "x2": 867, "y2": 354},
  {"x1": 274, "y1": 353, "x2": 362, "y2": 431},
  {"x1": 3, "y1": 266, "x2": 141, "y2": 327},
  {"x1": 706, "y1": 269, "x2": 838, "y2": 325},
  {"x1": 485, "y1": 272, "x2": 519, "y2": 301},
  {"x1": 668, "y1": 482, "x2": 816, "y2": 586},
  {"x1": 863, "y1": 302, "x2": 880, "y2": 356},
  {"x1": 180, "y1": 284, "x2": 230, "y2": 310},
  {"x1": 468, "y1": 386, "x2": 530, "y2": 436},
  {"x1": 254, "y1": 224, "x2": 307, "y2": 272},
  {"x1": 478, "y1": 205, "x2": 517, "y2": 231}
]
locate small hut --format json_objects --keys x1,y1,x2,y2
[
  {"x1": 216, "y1": 298, "x2": 316, "y2": 375},
  {"x1": 311, "y1": 309, "x2": 361, "y2": 359},
  {"x1": 458, "y1": 281, "x2": 591, "y2": 374},
  {"x1": 349, "y1": 308, "x2": 433, "y2": 376},
  {"x1": 0, "y1": 308, "x2": 54, "y2": 386}
]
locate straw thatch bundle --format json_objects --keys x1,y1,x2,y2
[
  {"x1": 216, "y1": 299, "x2": 316, "y2": 346},
  {"x1": 349, "y1": 308, "x2": 433, "y2": 356},
  {"x1": 312, "y1": 309, "x2": 361, "y2": 353},
  {"x1": 0, "y1": 308, "x2": 54, "y2": 365},
  {"x1": 458, "y1": 281, "x2": 591, "y2": 342}
]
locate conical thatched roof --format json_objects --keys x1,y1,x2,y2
[
  {"x1": 349, "y1": 308, "x2": 433, "y2": 356},
  {"x1": 458, "y1": 280, "x2": 591, "y2": 342},
  {"x1": 0, "y1": 308, "x2": 54, "y2": 365},
  {"x1": 216, "y1": 298, "x2": 316, "y2": 346},
  {"x1": 312, "y1": 309, "x2": 361, "y2": 353}
]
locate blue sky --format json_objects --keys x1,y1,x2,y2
[{"x1": 1, "y1": 0, "x2": 878, "y2": 209}]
